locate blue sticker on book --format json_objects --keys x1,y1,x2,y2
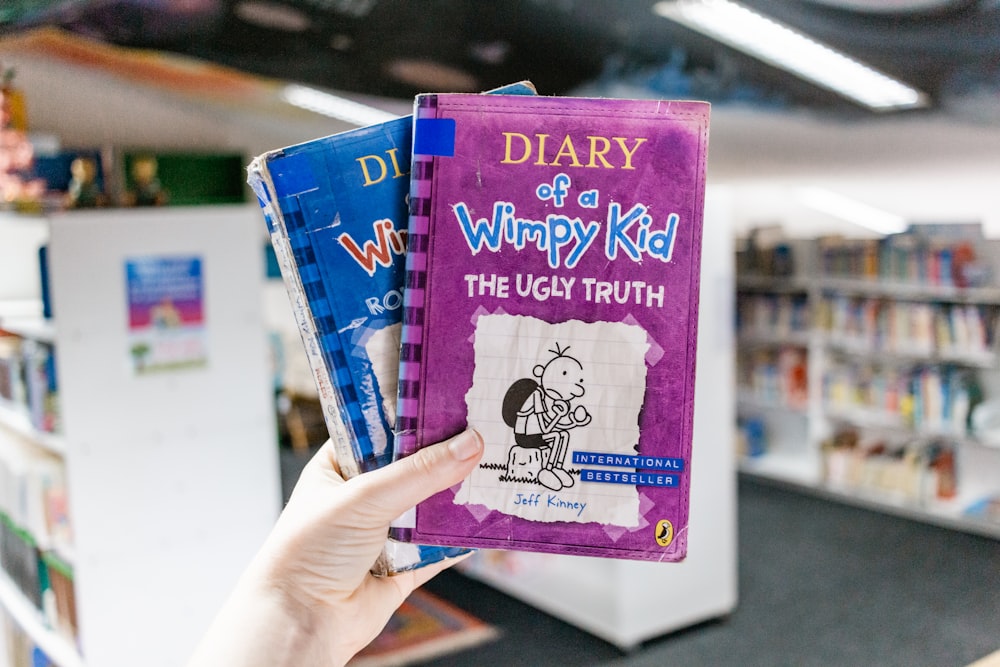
[
  {"x1": 580, "y1": 469, "x2": 680, "y2": 487},
  {"x1": 572, "y1": 451, "x2": 685, "y2": 472},
  {"x1": 414, "y1": 118, "x2": 456, "y2": 156},
  {"x1": 270, "y1": 152, "x2": 318, "y2": 197}
]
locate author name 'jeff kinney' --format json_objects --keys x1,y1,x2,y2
[{"x1": 513, "y1": 492, "x2": 587, "y2": 518}]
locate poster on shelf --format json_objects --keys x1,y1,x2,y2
[{"x1": 125, "y1": 255, "x2": 207, "y2": 375}]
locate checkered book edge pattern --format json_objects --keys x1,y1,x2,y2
[
  {"x1": 395, "y1": 94, "x2": 438, "y2": 457},
  {"x1": 281, "y1": 197, "x2": 380, "y2": 473}
]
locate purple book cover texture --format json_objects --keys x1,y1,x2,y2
[{"x1": 396, "y1": 94, "x2": 710, "y2": 561}]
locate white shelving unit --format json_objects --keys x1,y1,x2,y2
[
  {"x1": 0, "y1": 206, "x2": 282, "y2": 667},
  {"x1": 0, "y1": 317, "x2": 56, "y2": 344},
  {"x1": 735, "y1": 237, "x2": 1000, "y2": 540},
  {"x1": 458, "y1": 188, "x2": 739, "y2": 650}
]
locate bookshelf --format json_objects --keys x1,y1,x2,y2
[
  {"x1": 0, "y1": 400, "x2": 66, "y2": 457},
  {"x1": 0, "y1": 569, "x2": 83, "y2": 667},
  {"x1": 0, "y1": 207, "x2": 282, "y2": 667},
  {"x1": 736, "y1": 230, "x2": 1000, "y2": 539}
]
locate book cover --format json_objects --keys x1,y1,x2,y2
[
  {"x1": 246, "y1": 81, "x2": 536, "y2": 575},
  {"x1": 249, "y1": 118, "x2": 414, "y2": 481},
  {"x1": 394, "y1": 94, "x2": 710, "y2": 561}
]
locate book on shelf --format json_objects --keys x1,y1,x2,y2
[
  {"x1": 0, "y1": 334, "x2": 26, "y2": 406},
  {"x1": 21, "y1": 339, "x2": 59, "y2": 435},
  {"x1": 820, "y1": 224, "x2": 993, "y2": 289},
  {"x1": 0, "y1": 332, "x2": 60, "y2": 436},
  {"x1": 821, "y1": 428, "x2": 959, "y2": 503},
  {"x1": 0, "y1": 433, "x2": 75, "y2": 639},
  {"x1": 964, "y1": 493, "x2": 1000, "y2": 523},
  {"x1": 739, "y1": 346, "x2": 808, "y2": 410},
  {"x1": 391, "y1": 93, "x2": 710, "y2": 561},
  {"x1": 736, "y1": 225, "x2": 796, "y2": 277},
  {"x1": 737, "y1": 416, "x2": 767, "y2": 458},
  {"x1": 42, "y1": 550, "x2": 77, "y2": 642},
  {"x1": 823, "y1": 360, "x2": 980, "y2": 435},
  {"x1": 246, "y1": 81, "x2": 537, "y2": 575},
  {"x1": 0, "y1": 436, "x2": 71, "y2": 558},
  {"x1": 0, "y1": 512, "x2": 43, "y2": 610},
  {"x1": 736, "y1": 292, "x2": 810, "y2": 341},
  {"x1": 820, "y1": 295, "x2": 996, "y2": 360},
  {"x1": 39, "y1": 244, "x2": 52, "y2": 320}
]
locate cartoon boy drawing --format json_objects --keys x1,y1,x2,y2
[{"x1": 502, "y1": 343, "x2": 592, "y2": 491}]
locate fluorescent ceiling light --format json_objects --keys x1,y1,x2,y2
[
  {"x1": 652, "y1": 0, "x2": 930, "y2": 111},
  {"x1": 281, "y1": 84, "x2": 399, "y2": 126},
  {"x1": 797, "y1": 186, "x2": 908, "y2": 235},
  {"x1": 234, "y1": 1, "x2": 312, "y2": 32}
]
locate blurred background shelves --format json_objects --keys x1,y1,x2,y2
[{"x1": 736, "y1": 226, "x2": 1000, "y2": 541}]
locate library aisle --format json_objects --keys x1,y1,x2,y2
[{"x1": 3, "y1": 9, "x2": 1000, "y2": 666}]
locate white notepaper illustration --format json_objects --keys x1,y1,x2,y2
[{"x1": 459, "y1": 313, "x2": 649, "y2": 526}]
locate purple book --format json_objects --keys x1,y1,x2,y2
[{"x1": 394, "y1": 94, "x2": 710, "y2": 561}]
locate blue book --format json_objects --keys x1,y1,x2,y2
[{"x1": 247, "y1": 81, "x2": 536, "y2": 575}]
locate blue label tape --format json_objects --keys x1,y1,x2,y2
[{"x1": 414, "y1": 118, "x2": 456, "y2": 157}]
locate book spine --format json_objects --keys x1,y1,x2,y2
[
  {"x1": 395, "y1": 94, "x2": 438, "y2": 461},
  {"x1": 249, "y1": 165, "x2": 363, "y2": 479},
  {"x1": 676, "y1": 108, "x2": 709, "y2": 527},
  {"x1": 280, "y1": 194, "x2": 387, "y2": 473}
]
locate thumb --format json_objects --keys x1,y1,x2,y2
[{"x1": 346, "y1": 429, "x2": 484, "y2": 524}]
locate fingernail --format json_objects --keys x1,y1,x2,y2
[{"x1": 448, "y1": 430, "x2": 483, "y2": 461}]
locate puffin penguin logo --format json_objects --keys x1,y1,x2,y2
[{"x1": 654, "y1": 519, "x2": 674, "y2": 547}]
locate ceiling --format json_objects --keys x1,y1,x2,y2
[{"x1": 2, "y1": 0, "x2": 999, "y2": 117}]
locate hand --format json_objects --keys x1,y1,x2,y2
[
  {"x1": 187, "y1": 429, "x2": 484, "y2": 667},
  {"x1": 573, "y1": 405, "x2": 592, "y2": 427}
]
